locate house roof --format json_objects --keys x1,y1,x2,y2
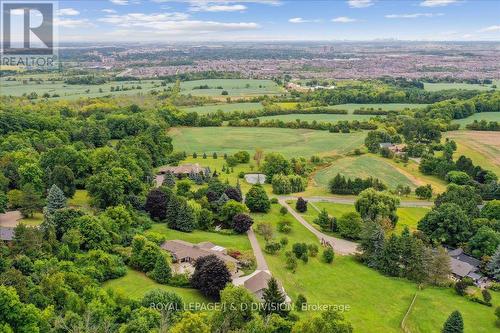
[
  {"x1": 161, "y1": 240, "x2": 238, "y2": 264},
  {"x1": 244, "y1": 271, "x2": 274, "y2": 293},
  {"x1": 450, "y1": 258, "x2": 475, "y2": 278},
  {"x1": 447, "y1": 247, "x2": 481, "y2": 269},
  {"x1": 0, "y1": 227, "x2": 14, "y2": 241},
  {"x1": 379, "y1": 142, "x2": 393, "y2": 148}
]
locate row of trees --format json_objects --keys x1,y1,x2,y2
[{"x1": 328, "y1": 173, "x2": 387, "y2": 195}]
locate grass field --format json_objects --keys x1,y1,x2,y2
[
  {"x1": 169, "y1": 127, "x2": 366, "y2": 158},
  {"x1": 103, "y1": 268, "x2": 209, "y2": 303},
  {"x1": 451, "y1": 112, "x2": 500, "y2": 128},
  {"x1": 423, "y1": 81, "x2": 500, "y2": 92},
  {"x1": 252, "y1": 205, "x2": 498, "y2": 332},
  {"x1": 256, "y1": 113, "x2": 377, "y2": 123},
  {"x1": 181, "y1": 102, "x2": 263, "y2": 114},
  {"x1": 20, "y1": 212, "x2": 43, "y2": 226},
  {"x1": 275, "y1": 103, "x2": 426, "y2": 113},
  {"x1": 300, "y1": 201, "x2": 430, "y2": 235},
  {"x1": 444, "y1": 130, "x2": 500, "y2": 176},
  {"x1": 313, "y1": 154, "x2": 417, "y2": 190},
  {"x1": 149, "y1": 223, "x2": 252, "y2": 251},
  {"x1": 180, "y1": 79, "x2": 283, "y2": 97}
]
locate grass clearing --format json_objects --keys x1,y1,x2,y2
[
  {"x1": 20, "y1": 212, "x2": 43, "y2": 227},
  {"x1": 256, "y1": 113, "x2": 378, "y2": 123},
  {"x1": 451, "y1": 112, "x2": 500, "y2": 128},
  {"x1": 103, "y1": 268, "x2": 209, "y2": 303},
  {"x1": 149, "y1": 223, "x2": 252, "y2": 251},
  {"x1": 253, "y1": 204, "x2": 497, "y2": 332},
  {"x1": 313, "y1": 154, "x2": 417, "y2": 190},
  {"x1": 179, "y1": 79, "x2": 283, "y2": 97},
  {"x1": 170, "y1": 127, "x2": 366, "y2": 158},
  {"x1": 276, "y1": 103, "x2": 426, "y2": 113},
  {"x1": 181, "y1": 102, "x2": 263, "y2": 114},
  {"x1": 423, "y1": 81, "x2": 500, "y2": 92},
  {"x1": 444, "y1": 130, "x2": 500, "y2": 176}
]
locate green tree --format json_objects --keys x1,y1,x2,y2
[
  {"x1": 295, "y1": 197, "x2": 308, "y2": 213},
  {"x1": 220, "y1": 200, "x2": 249, "y2": 223},
  {"x1": 337, "y1": 212, "x2": 363, "y2": 240},
  {"x1": 245, "y1": 185, "x2": 270, "y2": 213},
  {"x1": 0, "y1": 192, "x2": 6, "y2": 213},
  {"x1": 435, "y1": 184, "x2": 482, "y2": 218},
  {"x1": 442, "y1": 311, "x2": 464, "y2": 333},
  {"x1": 45, "y1": 184, "x2": 66, "y2": 215},
  {"x1": 481, "y1": 200, "x2": 500, "y2": 220},
  {"x1": 163, "y1": 171, "x2": 176, "y2": 188},
  {"x1": 295, "y1": 294, "x2": 307, "y2": 311},
  {"x1": 171, "y1": 312, "x2": 210, "y2": 333},
  {"x1": 261, "y1": 153, "x2": 291, "y2": 183},
  {"x1": 427, "y1": 246, "x2": 452, "y2": 286},
  {"x1": 314, "y1": 209, "x2": 334, "y2": 232},
  {"x1": 171, "y1": 198, "x2": 197, "y2": 232},
  {"x1": 415, "y1": 184, "x2": 433, "y2": 200},
  {"x1": 18, "y1": 184, "x2": 43, "y2": 218},
  {"x1": 355, "y1": 188, "x2": 400, "y2": 227},
  {"x1": 292, "y1": 308, "x2": 353, "y2": 333},
  {"x1": 468, "y1": 226, "x2": 500, "y2": 258},
  {"x1": 45, "y1": 165, "x2": 76, "y2": 197},
  {"x1": 323, "y1": 247, "x2": 335, "y2": 263},
  {"x1": 212, "y1": 284, "x2": 255, "y2": 331},
  {"x1": 488, "y1": 245, "x2": 500, "y2": 279},
  {"x1": 262, "y1": 277, "x2": 289, "y2": 317},
  {"x1": 191, "y1": 255, "x2": 231, "y2": 300},
  {"x1": 149, "y1": 253, "x2": 172, "y2": 284}
]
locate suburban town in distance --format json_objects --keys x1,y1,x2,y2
[{"x1": 0, "y1": 0, "x2": 499, "y2": 332}]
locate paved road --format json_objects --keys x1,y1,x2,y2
[
  {"x1": 278, "y1": 195, "x2": 433, "y2": 208},
  {"x1": 279, "y1": 199, "x2": 359, "y2": 255},
  {"x1": 247, "y1": 228, "x2": 269, "y2": 271}
]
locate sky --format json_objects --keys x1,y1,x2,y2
[{"x1": 9, "y1": 0, "x2": 500, "y2": 42}]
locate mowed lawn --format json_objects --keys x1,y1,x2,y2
[
  {"x1": 181, "y1": 102, "x2": 263, "y2": 114},
  {"x1": 256, "y1": 113, "x2": 377, "y2": 123},
  {"x1": 103, "y1": 268, "x2": 209, "y2": 303},
  {"x1": 149, "y1": 223, "x2": 252, "y2": 251},
  {"x1": 444, "y1": 130, "x2": 500, "y2": 176},
  {"x1": 169, "y1": 127, "x2": 366, "y2": 158},
  {"x1": 302, "y1": 201, "x2": 430, "y2": 235},
  {"x1": 252, "y1": 205, "x2": 498, "y2": 333},
  {"x1": 451, "y1": 112, "x2": 500, "y2": 128},
  {"x1": 180, "y1": 79, "x2": 283, "y2": 97},
  {"x1": 275, "y1": 103, "x2": 427, "y2": 113},
  {"x1": 314, "y1": 154, "x2": 417, "y2": 190}
]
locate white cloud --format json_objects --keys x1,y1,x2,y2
[
  {"x1": 420, "y1": 0, "x2": 459, "y2": 7},
  {"x1": 347, "y1": 0, "x2": 374, "y2": 8},
  {"x1": 385, "y1": 13, "x2": 444, "y2": 19},
  {"x1": 288, "y1": 17, "x2": 320, "y2": 24},
  {"x1": 55, "y1": 18, "x2": 93, "y2": 28},
  {"x1": 332, "y1": 16, "x2": 357, "y2": 23},
  {"x1": 102, "y1": 9, "x2": 117, "y2": 13},
  {"x1": 110, "y1": 0, "x2": 130, "y2": 5},
  {"x1": 190, "y1": 4, "x2": 247, "y2": 12},
  {"x1": 479, "y1": 25, "x2": 500, "y2": 32},
  {"x1": 57, "y1": 8, "x2": 80, "y2": 16}
]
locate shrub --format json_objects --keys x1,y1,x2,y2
[
  {"x1": 270, "y1": 198, "x2": 278, "y2": 204},
  {"x1": 337, "y1": 212, "x2": 363, "y2": 240},
  {"x1": 265, "y1": 241, "x2": 281, "y2": 255},
  {"x1": 277, "y1": 220, "x2": 292, "y2": 234},
  {"x1": 323, "y1": 247, "x2": 335, "y2": 263},
  {"x1": 280, "y1": 206, "x2": 288, "y2": 215},
  {"x1": 286, "y1": 255, "x2": 298, "y2": 272},
  {"x1": 232, "y1": 213, "x2": 254, "y2": 234},
  {"x1": 292, "y1": 243, "x2": 308, "y2": 259},
  {"x1": 295, "y1": 294, "x2": 307, "y2": 311},
  {"x1": 308, "y1": 244, "x2": 319, "y2": 257},
  {"x1": 415, "y1": 184, "x2": 433, "y2": 200},
  {"x1": 279, "y1": 237, "x2": 289, "y2": 247}
]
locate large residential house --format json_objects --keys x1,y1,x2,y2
[
  {"x1": 157, "y1": 163, "x2": 208, "y2": 178},
  {"x1": 161, "y1": 240, "x2": 239, "y2": 267},
  {"x1": 447, "y1": 248, "x2": 486, "y2": 286},
  {"x1": 234, "y1": 270, "x2": 291, "y2": 303}
]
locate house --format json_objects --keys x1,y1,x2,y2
[
  {"x1": 0, "y1": 227, "x2": 14, "y2": 242},
  {"x1": 379, "y1": 143, "x2": 407, "y2": 156},
  {"x1": 447, "y1": 248, "x2": 486, "y2": 286},
  {"x1": 157, "y1": 163, "x2": 208, "y2": 178},
  {"x1": 161, "y1": 240, "x2": 239, "y2": 267},
  {"x1": 233, "y1": 270, "x2": 291, "y2": 303}
]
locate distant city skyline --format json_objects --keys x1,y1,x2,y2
[{"x1": 33, "y1": 0, "x2": 500, "y2": 41}]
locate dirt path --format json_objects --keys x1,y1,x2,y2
[
  {"x1": 0, "y1": 211, "x2": 22, "y2": 227},
  {"x1": 279, "y1": 199, "x2": 359, "y2": 255}
]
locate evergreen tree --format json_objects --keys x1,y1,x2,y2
[
  {"x1": 427, "y1": 246, "x2": 452, "y2": 285},
  {"x1": 488, "y1": 245, "x2": 500, "y2": 280},
  {"x1": 149, "y1": 253, "x2": 172, "y2": 284},
  {"x1": 359, "y1": 221, "x2": 385, "y2": 268},
  {"x1": 171, "y1": 198, "x2": 197, "y2": 232},
  {"x1": 245, "y1": 185, "x2": 271, "y2": 213},
  {"x1": 442, "y1": 311, "x2": 464, "y2": 333},
  {"x1": 192, "y1": 152, "x2": 198, "y2": 158},
  {"x1": 379, "y1": 234, "x2": 401, "y2": 277},
  {"x1": 163, "y1": 171, "x2": 176, "y2": 188},
  {"x1": 262, "y1": 277, "x2": 289, "y2": 317},
  {"x1": 213, "y1": 152, "x2": 218, "y2": 159},
  {"x1": 314, "y1": 209, "x2": 333, "y2": 232},
  {"x1": 19, "y1": 184, "x2": 43, "y2": 218},
  {"x1": 145, "y1": 188, "x2": 167, "y2": 221}
]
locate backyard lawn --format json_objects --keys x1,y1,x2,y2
[
  {"x1": 103, "y1": 268, "x2": 209, "y2": 303},
  {"x1": 252, "y1": 204, "x2": 498, "y2": 333}
]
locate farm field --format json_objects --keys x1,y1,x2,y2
[
  {"x1": 313, "y1": 154, "x2": 418, "y2": 190},
  {"x1": 169, "y1": 127, "x2": 366, "y2": 158},
  {"x1": 444, "y1": 130, "x2": 500, "y2": 176},
  {"x1": 181, "y1": 102, "x2": 263, "y2": 114},
  {"x1": 451, "y1": 112, "x2": 500, "y2": 128},
  {"x1": 179, "y1": 79, "x2": 283, "y2": 97},
  {"x1": 275, "y1": 103, "x2": 427, "y2": 113},
  {"x1": 423, "y1": 81, "x2": 500, "y2": 92},
  {"x1": 252, "y1": 205, "x2": 497, "y2": 333},
  {"x1": 149, "y1": 223, "x2": 252, "y2": 251},
  {"x1": 0, "y1": 77, "x2": 165, "y2": 100},
  {"x1": 256, "y1": 113, "x2": 377, "y2": 122},
  {"x1": 103, "y1": 268, "x2": 209, "y2": 303}
]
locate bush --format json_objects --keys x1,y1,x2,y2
[
  {"x1": 337, "y1": 212, "x2": 363, "y2": 240},
  {"x1": 295, "y1": 294, "x2": 307, "y2": 311},
  {"x1": 256, "y1": 221, "x2": 274, "y2": 241},
  {"x1": 280, "y1": 206, "x2": 288, "y2": 215},
  {"x1": 292, "y1": 243, "x2": 308, "y2": 259},
  {"x1": 415, "y1": 184, "x2": 433, "y2": 200},
  {"x1": 232, "y1": 213, "x2": 254, "y2": 234},
  {"x1": 277, "y1": 220, "x2": 292, "y2": 233},
  {"x1": 265, "y1": 241, "x2": 281, "y2": 255},
  {"x1": 286, "y1": 255, "x2": 298, "y2": 272},
  {"x1": 279, "y1": 237, "x2": 289, "y2": 247},
  {"x1": 296, "y1": 197, "x2": 307, "y2": 213},
  {"x1": 270, "y1": 198, "x2": 278, "y2": 204},
  {"x1": 308, "y1": 244, "x2": 319, "y2": 257},
  {"x1": 323, "y1": 247, "x2": 335, "y2": 263}
]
